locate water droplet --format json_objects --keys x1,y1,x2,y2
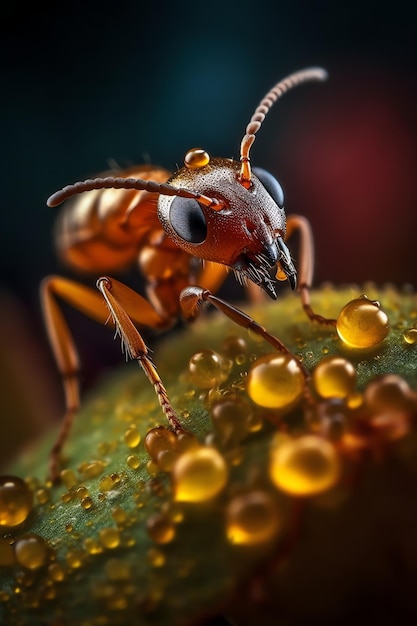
[
  {"x1": 312, "y1": 356, "x2": 357, "y2": 399},
  {"x1": 124, "y1": 426, "x2": 141, "y2": 448},
  {"x1": 188, "y1": 350, "x2": 231, "y2": 389},
  {"x1": 336, "y1": 296, "x2": 389, "y2": 348},
  {"x1": 0, "y1": 476, "x2": 33, "y2": 528},
  {"x1": 247, "y1": 353, "x2": 304, "y2": 410},
  {"x1": 146, "y1": 513, "x2": 176, "y2": 544},
  {"x1": 270, "y1": 435, "x2": 340, "y2": 496},
  {"x1": 14, "y1": 534, "x2": 49, "y2": 570},
  {"x1": 226, "y1": 490, "x2": 282, "y2": 545},
  {"x1": 403, "y1": 328, "x2": 417, "y2": 345},
  {"x1": 172, "y1": 447, "x2": 228, "y2": 502},
  {"x1": 99, "y1": 528, "x2": 120, "y2": 550}
]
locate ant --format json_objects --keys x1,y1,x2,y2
[{"x1": 43, "y1": 67, "x2": 335, "y2": 483}]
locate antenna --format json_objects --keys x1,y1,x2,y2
[{"x1": 238, "y1": 67, "x2": 328, "y2": 187}]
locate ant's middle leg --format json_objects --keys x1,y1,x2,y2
[{"x1": 286, "y1": 214, "x2": 337, "y2": 327}]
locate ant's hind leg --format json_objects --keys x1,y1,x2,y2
[{"x1": 286, "y1": 214, "x2": 337, "y2": 326}]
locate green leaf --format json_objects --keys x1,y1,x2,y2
[{"x1": 1, "y1": 286, "x2": 417, "y2": 625}]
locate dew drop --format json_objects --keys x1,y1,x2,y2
[
  {"x1": 312, "y1": 356, "x2": 357, "y2": 399},
  {"x1": 146, "y1": 513, "x2": 176, "y2": 544},
  {"x1": 403, "y1": 328, "x2": 417, "y2": 345},
  {"x1": 0, "y1": 476, "x2": 33, "y2": 528},
  {"x1": 14, "y1": 534, "x2": 49, "y2": 570},
  {"x1": 226, "y1": 490, "x2": 282, "y2": 545},
  {"x1": 172, "y1": 447, "x2": 228, "y2": 502},
  {"x1": 270, "y1": 435, "x2": 340, "y2": 496},
  {"x1": 336, "y1": 296, "x2": 389, "y2": 348},
  {"x1": 247, "y1": 353, "x2": 304, "y2": 410},
  {"x1": 188, "y1": 350, "x2": 231, "y2": 389},
  {"x1": 99, "y1": 528, "x2": 120, "y2": 550},
  {"x1": 124, "y1": 426, "x2": 141, "y2": 449}
]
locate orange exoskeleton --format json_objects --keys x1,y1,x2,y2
[{"x1": 43, "y1": 67, "x2": 335, "y2": 482}]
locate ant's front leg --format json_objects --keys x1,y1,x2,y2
[{"x1": 180, "y1": 286, "x2": 310, "y2": 381}]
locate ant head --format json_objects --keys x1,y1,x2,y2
[{"x1": 157, "y1": 149, "x2": 292, "y2": 299}]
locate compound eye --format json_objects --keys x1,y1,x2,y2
[
  {"x1": 253, "y1": 167, "x2": 284, "y2": 208},
  {"x1": 169, "y1": 196, "x2": 207, "y2": 244}
]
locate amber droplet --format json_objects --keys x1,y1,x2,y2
[
  {"x1": 145, "y1": 426, "x2": 177, "y2": 462},
  {"x1": 14, "y1": 534, "x2": 49, "y2": 570},
  {"x1": 226, "y1": 490, "x2": 282, "y2": 545},
  {"x1": 172, "y1": 447, "x2": 228, "y2": 502},
  {"x1": 184, "y1": 148, "x2": 210, "y2": 169},
  {"x1": 0, "y1": 476, "x2": 33, "y2": 528},
  {"x1": 146, "y1": 513, "x2": 176, "y2": 544},
  {"x1": 211, "y1": 396, "x2": 251, "y2": 445},
  {"x1": 189, "y1": 350, "x2": 231, "y2": 390},
  {"x1": 270, "y1": 435, "x2": 340, "y2": 496},
  {"x1": 312, "y1": 356, "x2": 357, "y2": 399},
  {"x1": 364, "y1": 374, "x2": 414, "y2": 413},
  {"x1": 336, "y1": 296, "x2": 389, "y2": 348},
  {"x1": 247, "y1": 353, "x2": 304, "y2": 410}
]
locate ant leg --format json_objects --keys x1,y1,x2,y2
[
  {"x1": 41, "y1": 275, "x2": 174, "y2": 483},
  {"x1": 286, "y1": 214, "x2": 337, "y2": 326},
  {"x1": 180, "y1": 286, "x2": 309, "y2": 379},
  {"x1": 96, "y1": 277, "x2": 183, "y2": 433},
  {"x1": 41, "y1": 276, "x2": 111, "y2": 482}
]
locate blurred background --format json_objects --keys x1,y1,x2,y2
[{"x1": 0, "y1": 0, "x2": 416, "y2": 463}]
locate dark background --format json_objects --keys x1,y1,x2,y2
[{"x1": 0, "y1": 0, "x2": 416, "y2": 459}]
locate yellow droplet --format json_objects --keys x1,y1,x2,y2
[
  {"x1": 247, "y1": 353, "x2": 304, "y2": 410},
  {"x1": 111, "y1": 506, "x2": 128, "y2": 526},
  {"x1": 99, "y1": 528, "x2": 120, "y2": 550},
  {"x1": 48, "y1": 562, "x2": 65, "y2": 583},
  {"x1": 336, "y1": 296, "x2": 389, "y2": 348},
  {"x1": 226, "y1": 490, "x2": 282, "y2": 545},
  {"x1": 188, "y1": 350, "x2": 231, "y2": 390},
  {"x1": 14, "y1": 534, "x2": 49, "y2": 571},
  {"x1": 312, "y1": 356, "x2": 357, "y2": 399},
  {"x1": 81, "y1": 496, "x2": 93, "y2": 510},
  {"x1": 147, "y1": 547, "x2": 166, "y2": 568},
  {"x1": 172, "y1": 447, "x2": 228, "y2": 502},
  {"x1": 0, "y1": 476, "x2": 33, "y2": 528},
  {"x1": 35, "y1": 488, "x2": 50, "y2": 505},
  {"x1": 403, "y1": 328, "x2": 417, "y2": 345},
  {"x1": 124, "y1": 426, "x2": 141, "y2": 449},
  {"x1": 66, "y1": 550, "x2": 84, "y2": 569},
  {"x1": 75, "y1": 486, "x2": 89, "y2": 499},
  {"x1": 84, "y1": 537, "x2": 102, "y2": 555},
  {"x1": 146, "y1": 513, "x2": 176, "y2": 544},
  {"x1": 60, "y1": 469, "x2": 78, "y2": 489},
  {"x1": 270, "y1": 435, "x2": 340, "y2": 496},
  {"x1": 126, "y1": 454, "x2": 140, "y2": 470},
  {"x1": 184, "y1": 148, "x2": 210, "y2": 169}
]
